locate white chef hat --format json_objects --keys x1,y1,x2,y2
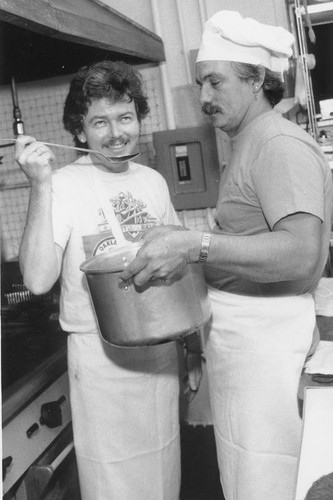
[{"x1": 196, "y1": 11, "x2": 295, "y2": 74}]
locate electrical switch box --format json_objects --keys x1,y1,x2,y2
[{"x1": 153, "y1": 125, "x2": 220, "y2": 210}]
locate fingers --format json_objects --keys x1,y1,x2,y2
[
  {"x1": 32, "y1": 145, "x2": 55, "y2": 164},
  {"x1": 120, "y1": 251, "x2": 149, "y2": 284},
  {"x1": 14, "y1": 135, "x2": 37, "y2": 162},
  {"x1": 121, "y1": 238, "x2": 166, "y2": 285},
  {"x1": 121, "y1": 230, "x2": 188, "y2": 286},
  {"x1": 185, "y1": 351, "x2": 203, "y2": 391},
  {"x1": 14, "y1": 136, "x2": 55, "y2": 181},
  {"x1": 188, "y1": 370, "x2": 201, "y2": 392},
  {"x1": 15, "y1": 136, "x2": 54, "y2": 163},
  {"x1": 183, "y1": 382, "x2": 198, "y2": 403},
  {"x1": 183, "y1": 371, "x2": 202, "y2": 402},
  {"x1": 183, "y1": 350, "x2": 202, "y2": 402},
  {"x1": 120, "y1": 251, "x2": 173, "y2": 287}
]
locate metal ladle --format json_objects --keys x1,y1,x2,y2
[
  {"x1": 36, "y1": 141, "x2": 141, "y2": 164},
  {"x1": 0, "y1": 138, "x2": 141, "y2": 164}
]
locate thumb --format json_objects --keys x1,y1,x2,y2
[{"x1": 186, "y1": 351, "x2": 202, "y2": 391}]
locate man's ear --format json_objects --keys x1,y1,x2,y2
[
  {"x1": 77, "y1": 131, "x2": 86, "y2": 143},
  {"x1": 253, "y1": 66, "x2": 266, "y2": 90}
]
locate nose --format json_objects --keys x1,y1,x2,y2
[
  {"x1": 199, "y1": 82, "x2": 213, "y2": 105},
  {"x1": 108, "y1": 121, "x2": 121, "y2": 138}
]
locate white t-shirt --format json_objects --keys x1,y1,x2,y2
[{"x1": 52, "y1": 155, "x2": 179, "y2": 333}]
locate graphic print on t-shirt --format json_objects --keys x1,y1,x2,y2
[
  {"x1": 82, "y1": 231, "x2": 117, "y2": 258},
  {"x1": 82, "y1": 207, "x2": 117, "y2": 258},
  {"x1": 111, "y1": 191, "x2": 157, "y2": 241},
  {"x1": 82, "y1": 192, "x2": 158, "y2": 259}
]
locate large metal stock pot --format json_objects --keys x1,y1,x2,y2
[{"x1": 80, "y1": 242, "x2": 211, "y2": 347}]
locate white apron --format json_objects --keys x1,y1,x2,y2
[
  {"x1": 67, "y1": 333, "x2": 181, "y2": 500},
  {"x1": 204, "y1": 287, "x2": 316, "y2": 500}
]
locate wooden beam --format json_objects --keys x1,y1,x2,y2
[{"x1": 0, "y1": 0, "x2": 165, "y2": 62}]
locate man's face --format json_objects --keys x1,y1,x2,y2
[
  {"x1": 196, "y1": 60, "x2": 254, "y2": 137},
  {"x1": 79, "y1": 96, "x2": 140, "y2": 173}
]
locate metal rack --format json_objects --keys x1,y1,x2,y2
[{"x1": 293, "y1": 0, "x2": 319, "y2": 140}]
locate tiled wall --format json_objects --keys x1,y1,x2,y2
[{"x1": 0, "y1": 65, "x2": 215, "y2": 262}]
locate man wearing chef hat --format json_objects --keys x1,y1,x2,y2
[{"x1": 122, "y1": 10, "x2": 333, "y2": 500}]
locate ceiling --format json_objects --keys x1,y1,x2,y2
[{"x1": 0, "y1": 0, "x2": 165, "y2": 85}]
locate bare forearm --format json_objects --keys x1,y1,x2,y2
[
  {"x1": 121, "y1": 213, "x2": 321, "y2": 286},
  {"x1": 197, "y1": 213, "x2": 321, "y2": 283},
  {"x1": 201, "y1": 231, "x2": 316, "y2": 283},
  {"x1": 19, "y1": 181, "x2": 60, "y2": 294}
]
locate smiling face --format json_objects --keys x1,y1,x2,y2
[
  {"x1": 196, "y1": 60, "x2": 256, "y2": 137},
  {"x1": 78, "y1": 96, "x2": 140, "y2": 173}
]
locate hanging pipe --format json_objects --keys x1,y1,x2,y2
[
  {"x1": 150, "y1": 0, "x2": 176, "y2": 129},
  {"x1": 198, "y1": 0, "x2": 207, "y2": 30},
  {"x1": 175, "y1": 0, "x2": 192, "y2": 83},
  {"x1": 294, "y1": 0, "x2": 318, "y2": 139}
]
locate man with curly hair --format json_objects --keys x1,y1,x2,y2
[{"x1": 15, "y1": 60, "x2": 186, "y2": 500}]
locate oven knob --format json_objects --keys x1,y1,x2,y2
[
  {"x1": 2, "y1": 456, "x2": 12, "y2": 480},
  {"x1": 39, "y1": 396, "x2": 66, "y2": 428},
  {"x1": 26, "y1": 422, "x2": 39, "y2": 438}
]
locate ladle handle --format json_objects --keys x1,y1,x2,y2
[
  {"x1": 0, "y1": 138, "x2": 140, "y2": 163},
  {"x1": 0, "y1": 138, "x2": 93, "y2": 155},
  {"x1": 35, "y1": 141, "x2": 92, "y2": 155}
]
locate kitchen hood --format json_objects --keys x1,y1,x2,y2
[{"x1": 0, "y1": 0, "x2": 165, "y2": 85}]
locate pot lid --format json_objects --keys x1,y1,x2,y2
[{"x1": 80, "y1": 242, "x2": 143, "y2": 274}]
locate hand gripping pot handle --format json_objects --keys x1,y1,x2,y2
[{"x1": 80, "y1": 242, "x2": 211, "y2": 347}]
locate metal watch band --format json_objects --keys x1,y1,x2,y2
[{"x1": 197, "y1": 232, "x2": 212, "y2": 263}]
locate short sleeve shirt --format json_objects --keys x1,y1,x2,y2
[
  {"x1": 51, "y1": 156, "x2": 179, "y2": 332},
  {"x1": 205, "y1": 110, "x2": 332, "y2": 296}
]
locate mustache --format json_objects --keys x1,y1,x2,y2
[
  {"x1": 201, "y1": 103, "x2": 221, "y2": 116},
  {"x1": 103, "y1": 138, "x2": 127, "y2": 147}
]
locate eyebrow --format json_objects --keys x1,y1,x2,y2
[
  {"x1": 87, "y1": 110, "x2": 135, "y2": 123},
  {"x1": 196, "y1": 72, "x2": 224, "y2": 85},
  {"x1": 88, "y1": 114, "x2": 106, "y2": 120}
]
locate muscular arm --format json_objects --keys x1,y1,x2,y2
[
  {"x1": 15, "y1": 136, "x2": 62, "y2": 294},
  {"x1": 205, "y1": 212, "x2": 321, "y2": 282},
  {"x1": 121, "y1": 211, "x2": 321, "y2": 286}
]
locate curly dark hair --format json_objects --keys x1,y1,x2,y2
[
  {"x1": 230, "y1": 62, "x2": 286, "y2": 107},
  {"x1": 63, "y1": 60, "x2": 150, "y2": 148}
]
